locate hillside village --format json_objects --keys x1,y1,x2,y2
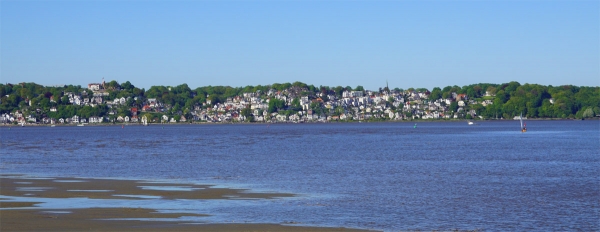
[{"x1": 1, "y1": 80, "x2": 598, "y2": 125}]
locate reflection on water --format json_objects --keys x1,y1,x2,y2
[
  {"x1": 15, "y1": 187, "x2": 53, "y2": 191},
  {"x1": 67, "y1": 190, "x2": 113, "y2": 192},
  {"x1": 42, "y1": 211, "x2": 72, "y2": 214},
  {"x1": 112, "y1": 194, "x2": 162, "y2": 199},
  {"x1": 1, "y1": 121, "x2": 599, "y2": 231},
  {"x1": 138, "y1": 186, "x2": 205, "y2": 191}
]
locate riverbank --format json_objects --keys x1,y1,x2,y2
[
  {"x1": 0, "y1": 175, "x2": 371, "y2": 231},
  {"x1": 2, "y1": 117, "x2": 597, "y2": 127}
]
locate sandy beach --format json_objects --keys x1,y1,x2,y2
[{"x1": 0, "y1": 175, "x2": 371, "y2": 231}]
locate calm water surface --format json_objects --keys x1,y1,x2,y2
[{"x1": 2, "y1": 120, "x2": 599, "y2": 231}]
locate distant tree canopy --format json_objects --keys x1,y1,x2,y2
[{"x1": 1, "y1": 81, "x2": 598, "y2": 121}]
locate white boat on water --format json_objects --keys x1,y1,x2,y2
[
  {"x1": 520, "y1": 113, "x2": 527, "y2": 132},
  {"x1": 468, "y1": 121, "x2": 474, "y2": 125},
  {"x1": 514, "y1": 115, "x2": 528, "y2": 120}
]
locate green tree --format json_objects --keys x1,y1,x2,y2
[
  {"x1": 442, "y1": 92, "x2": 450, "y2": 99},
  {"x1": 449, "y1": 101, "x2": 459, "y2": 113},
  {"x1": 333, "y1": 106, "x2": 344, "y2": 116},
  {"x1": 106, "y1": 80, "x2": 120, "y2": 90},
  {"x1": 241, "y1": 107, "x2": 253, "y2": 119},
  {"x1": 268, "y1": 98, "x2": 285, "y2": 113},
  {"x1": 290, "y1": 98, "x2": 301, "y2": 111},
  {"x1": 466, "y1": 88, "x2": 476, "y2": 99},
  {"x1": 495, "y1": 90, "x2": 508, "y2": 104},
  {"x1": 121, "y1": 81, "x2": 134, "y2": 90},
  {"x1": 292, "y1": 81, "x2": 308, "y2": 89},
  {"x1": 333, "y1": 86, "x2": 344, "y2": 98},
  {"x1": 429, "y1": 87, "x2": 442, "y2": 100}
]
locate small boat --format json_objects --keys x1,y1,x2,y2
[
  {"x1": 77, "y1": 123, "x2": 84, "y2": 127},
  {"x1": 520, "y1": 113, "x2": 527, "y2": 132},
  {"x1": 468, "y1": 121, "x2": 474, "y2": 125}
]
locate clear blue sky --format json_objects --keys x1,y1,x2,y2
[{"x1": 2, "y1": 0, "x2": 598, "y2": 91}]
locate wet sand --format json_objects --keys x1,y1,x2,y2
[{"x1": 1, "y1": 175, "x2": 371, "y2": 231}]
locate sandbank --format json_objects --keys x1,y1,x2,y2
[{"x1": 1, "y1": 175, "x2": 371, "y2": 231}]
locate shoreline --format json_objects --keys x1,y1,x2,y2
[
  {"x1": 0, "y1": 175, "x2": 372, "y2": 231},
  {"x1": 1, "y1": 117, "x2": 596, "y2": 127}
]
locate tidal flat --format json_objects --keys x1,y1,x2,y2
[{"x1": 0, "y1": 175, "x2": 370, "y2": 231}]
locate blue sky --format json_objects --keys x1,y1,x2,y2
[{"x1": 2, "y1": 0, "x2": 598, "y2": 91}]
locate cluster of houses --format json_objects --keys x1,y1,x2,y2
[
  {"x1": 1, "y1": 111, "x2": 89, "y2": 125},
  {"x1": 188, "y1": 88, "x2": 487, "y2": 123},
  {"x1": 2, "y1": 81, "x2": 497, "y2": 125}
]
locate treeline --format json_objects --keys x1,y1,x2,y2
[
  {"x1": 1, "y1": 81, "x2": 599, "y2": 120},
  {"x1": 440, "y1": 82, "x2": 599, "y2": 119}
]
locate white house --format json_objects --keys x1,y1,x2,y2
[
  {"x1": 27, "y1": 115, "x2": 37, "y2": 122},
  {"x1": 482, "y1": 100, "x2": 493, "y2": 106},
  {"x1": 71, "y1": 115, "x2": 80, "y2": 124},
  {"x1": 147, "y1": 98, "x2": 157, "y2": 107},
  {"x1": 276, "y1": 114, "x2": 287, "y2": 122},
  {"x1": 288, "y1": 114, "x2": 300, "y2": 122},
  {"x1": 88, "y1": 83, "x2": 102, "y2": 91},
  {"x1": 89, "y1": 116, "x2": 102, "y2": 123}
]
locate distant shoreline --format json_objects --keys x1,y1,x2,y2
[{"x1": 2, "y1": 117, "x2": 596, "y2": 127}]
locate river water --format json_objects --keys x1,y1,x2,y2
[{"x1": 1, "y1": 120, "x2": 599, "y2": 231}]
